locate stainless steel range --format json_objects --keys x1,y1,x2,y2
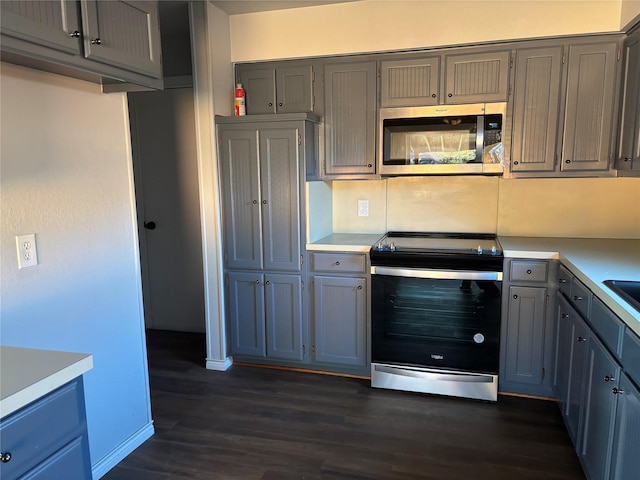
[{"x1": 370, "y1": 232, "x2": 503, "y2": 401}]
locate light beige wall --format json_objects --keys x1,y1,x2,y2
[
  {"x1": 229, "y1": 0, "x2": 622, "y2": 62},
  {"x1": 332, "y1": 177, "x2": 640, "y2": 239},
  {"x1": 621, "y1": 0, "x2": 640, "y2": 28}
]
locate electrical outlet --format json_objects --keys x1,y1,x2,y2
[
  {"x1": 358, "y1": 199, "x2": 369, "y2": 217},
  {"x1": 16, "y1": 234, "x2": 38, "y2": 269}
]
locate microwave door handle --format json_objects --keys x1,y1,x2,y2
[
  {"x1": 370, "y1": 266, "x2": 502, "y2": 281},
  {"x1": 476, "y1": 115, "x2": 484, "y2": 163}
]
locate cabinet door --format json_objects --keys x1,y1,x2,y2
[
  {"x1": 264, "y1": 274, "x2": 303, "y2": 361},
  {"x1": 313, "y1": 276, "x2": 367, "y2": 366},
  {"x1": 502, "y1": 286, "x2": 547, "y2": 389},
  {"x1": 561, "y1": 41, "x2": 619, "y2": 172},
  {"x1": 0, "y1": 0, "x2": 80, "y2": 55},
  {"x1": 555, "y1": 295, "x2": 589, "y2": 446},
  {"x1": 617, "y1": 29, "x2": 640, "y2": 173},
  {"x1": 443, "y1": 50, "x2": 510, "y2": 104},
  {"x1": 276, "y1": 65, "x2": 314, "y2": 113},
  {"x1": 227, "y1": 272, "x2": 265, "y2": 357},
  {"x1": 511, "y1": 46, "x2": 563, "y2": 173},
  {"x1": 324, "y1": 61, "x2": 377, "y2": 175},
  {"x1": 219, "y1": 128, "x2": 263, "y2": 270},
  {"x1": 610, "y1": 374, "x2": 640, "y2": 480},
  {"x1": 259, "y1": 128, "x2": 301, "y2": 272},
  {"x1": 238, "y1": 67, "x2": 276, "y2": 115},
  {"x1": 80, "y1": 0, "x2": 162, "y2": 78},
  {"x1": 380, "y1": 56, "x2": 440, "y2": 107},
  {"x1": 579, "y1": 335, "x2": 621, "y2": 480}
]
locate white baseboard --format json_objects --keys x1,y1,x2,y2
[
  {"x1": 92, "y1": 421, "x2": 155, "y2": 479},
  {"x1": 206, "y1": 356, "x2": 233, "y2": 371}
]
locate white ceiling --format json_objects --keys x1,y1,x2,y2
[{"x1": 210, "y1": 0, "x2": 357, "y2": 15}]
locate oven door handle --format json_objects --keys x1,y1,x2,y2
[
  {"x1": 374, "y1": 364, "x2": 495, "y2": 383},
  {"x1": 370, "y1": 266, "x2": 502, "y2": 281}
]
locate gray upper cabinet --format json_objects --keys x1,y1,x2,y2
[
  {"x1": 511, "y1": 46, "x2": 563, "y2": 173},
  {"x1": 323, "y1": 60, "x2": 377, "y2": 176},
  {"x1": 561, "y1": 41, "x2": 620, "y2": 172},
  {"x1": 0, "y1": 0, "x2": 81, "y2": 55},
  {"x1": 617, "y1": 27, "x2": 640, "y2": 174},
  {"x1": 443, "y1": 50, "x2": 510, "y2": 104},
  {"x1": 218, "y1": 124, "x2": 302, "y2": 272},
  {"x1": 511, "y1": 38, "x2": 621, "y2": 176},
  {"x1": 237, "y1": 64, "x2": 314, "y2": 115},
  {"x1": 80, "y1": 0, "x2": 162, "y2": 78},
  {"x1": 0, "y1": 0, "x2": 163, "y2": 87},
  {"x1": 380, "y1": 56, "x2": 440, "y2": 107}
]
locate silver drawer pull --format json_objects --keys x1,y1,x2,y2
[
  {"x1": 335, "y1": 261, "x2": 340, "y2": 266},
  {"x1": 573, "y1": 295, "x2": 583, "y2": 301},
  {"x1": 576, "y1": 336, "x2": 586, "y2": 342},
  {"x1": 526, "y1": 269, "x2": 532, "y2": 274},
  {"x1": 0, "y1": 452, "x2": 11, "y2": 463},
  {"x1": 604, "y1": 375, "x2": 615, "y2": 382},
  {"x1": 612, "y1": 387, "x2": 624, "y2": 395}
]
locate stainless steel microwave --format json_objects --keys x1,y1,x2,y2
[{"x1": 378, "y1": 103, "x2": 507, "y2": 176}]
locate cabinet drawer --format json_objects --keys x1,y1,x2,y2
[
  {"x1": 590, "y1": 297, "x2": 625, "y2": 358},
  {"x1": 622, "y1": 329, "x2": 640, "y2": 387},
  {"x1": 311, "y1": 253, "x2": 366, "y2": 274},
  {"x1": 510, "y1": 260, "x2": 548, "y2": 282},
  {"x1": 0, "y1": 379, "x2": 86, "y2": 480},
  {"x1": 558, "y1": 264, "x2": 573, "y2": 296},
  {"x1": 569, "y1": 277, "x2": 592, "y2": 319}
]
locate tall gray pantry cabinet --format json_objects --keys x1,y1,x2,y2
[{"x1": 217, "y1": 114, "x2": 318, "y2": 364}]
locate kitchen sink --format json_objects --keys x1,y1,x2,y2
[{"x1": 603, "y1": 280, "x2": 640, "y2": 313}]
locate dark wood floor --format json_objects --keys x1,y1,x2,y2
[{"x1": 103, "y1": 330, "x2": 585, "y2": 480}]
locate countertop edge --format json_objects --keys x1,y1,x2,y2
[{"x1": 0, "y1": 350, "x2": 93, "y2": 419}]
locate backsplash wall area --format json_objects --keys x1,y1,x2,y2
[{"x1": 329, "y1": 177, "x2": 640, "y2": 239}]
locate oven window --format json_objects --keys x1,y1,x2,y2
[
  {"x1": 371, "y1": 275, "x2": 501, "y2": 373},
  {"x1": 383, "y1": 116, "x2": 479, "y2": 166}
]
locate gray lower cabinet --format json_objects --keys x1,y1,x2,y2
[
  {"x1": 0, "y1": 378, "x2": 91, "y2": 480},
  {"x1": 0, "y1": 0, "x2": 163, "y2": 87},
  {"x1": 226, "y1": 271, "x2": 303, "y2": 361},
  {"x1": 323, "y1": 60, "x2": 377, "y2": 177},
  {"x1": 616, "y1": 26, "x2": 640, "y2": 174},
  {"x1": 553, "y1": 264, "x2": 640, "y2": 480},
  {"x1": 555, "y1": 294, "x2": 590, "y2": 447},
  {"x1": 237, "y1": 63, "x2": 315, "y2": 115},
  {"x1": 310, "y1": 252, "x2": 368, "y2": 375},
  {"x1": 500, "y1": 259, "x2": 557, "y2": 397},
  {"x1": 579, "y1": 334, "x2": 621, "y2": 480},
  {"x1": 609, "y1": 373, "x2": 640, "y2": 479}
]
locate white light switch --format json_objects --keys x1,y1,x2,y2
[
  {"x1": 358, "y1": 199, "x2": 369, "y2": 217},
  {"x1": 16, "y1": 234, "x2": 38, "y2": 269}
]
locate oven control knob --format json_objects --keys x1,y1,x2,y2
[
  {"x1": 390, "y1": 242, "x2": 396, "y2": 252},
  {"x1": 473, "y1": 333, "x2": 485, "y2": 344},
  {"x1": 477, "y1": 245, "x2": 483, "y2": 254},
  {"x1": 491, "y1": 245, "x2": 498, "y2": 254}
]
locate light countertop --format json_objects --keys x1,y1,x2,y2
[
  {"x1": 306, "y1": 233, "x2": 385, "y2": 253},
  {"x1": 0, "y1": 346, "x2": 93, "y2": 419},
  {"x1": 499, "y1": 236, "x2": 640, "y2": 336}
]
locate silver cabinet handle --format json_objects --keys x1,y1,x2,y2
[
  {"x1": 573, "y1": 295, "x2": 583, "y2": 301},
  {"x1": 91, "y1": 38, "x2": 101, "y2": 45},
  {"x1": 612, "y1": 387, "x2": 624, "y2": 395},
  {"x1": 69, "y1": 30, "x2": 81, "y2": 38},
  {"x1": 576, "y1": 336, "x2": 587, "y2": 342},
  {"x1": 604, "y1": 375, "x2": 615, "y2": 382},
  {"x1": 0, "y1": 452, "x2": 11, "y2": 463}
]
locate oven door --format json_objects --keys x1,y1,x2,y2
[{"x1": 371, "y1": 267, "x2": 502, "y2": 374}]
